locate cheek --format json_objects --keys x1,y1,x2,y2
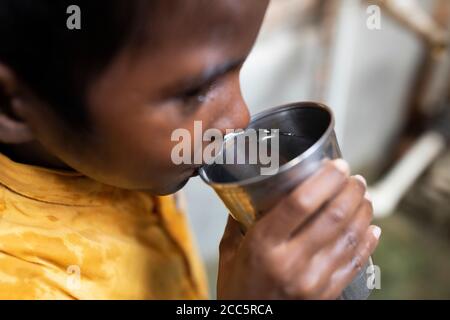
[
  {"x1": 113, "y1": 120, "x2": 180, "y2": 170},
  {"x1": 87, "y1": 104, "x2": 185, "y2": 187}
]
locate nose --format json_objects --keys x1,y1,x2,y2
[{"x1": 212, "y1": 74, "x2": 250, "y2": 136}]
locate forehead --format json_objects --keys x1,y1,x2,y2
[
  {"x1": 87, "y1": 0, "x2": 268, "y2": 108},
  {"x1": 130, "y1": 0, "x2": 267, "y2": 52},
  {"x1": 114, "y1": 1, "x2": 266, "y2": 84}
]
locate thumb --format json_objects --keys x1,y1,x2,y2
[
  {"x1": 220, "y1": 216, "x2": 244, "y2": 256},
  {"x1": 218, "y1": 216, "x2": 244, "y2": 297}
]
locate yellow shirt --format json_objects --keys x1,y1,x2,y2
[{"x1": 0, "y1": 152, "x2": 208, "y2": 299}]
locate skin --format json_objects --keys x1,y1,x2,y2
[
  {"x1": 218, "y1": 160, "x2": 380, "y2": 299},
  {"x1": 0, "y1": 0, "x2": 380, "y2": 299}
]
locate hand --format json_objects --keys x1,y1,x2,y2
[{"x1": 217, "y1": 159, "x2": 381, "y2": 300}]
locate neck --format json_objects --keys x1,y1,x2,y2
[{"x1": 0, "y1": 141, "x2": 72, "y2": 170}]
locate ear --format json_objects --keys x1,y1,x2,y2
[{"x1": 0, "y1": 63, "x2": 34, "y2": 144}]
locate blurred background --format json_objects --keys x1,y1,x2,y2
[{"x1": 183, "y1": 0, "x2": 450, "y2": 299}]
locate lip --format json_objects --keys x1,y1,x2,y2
[
  {"x1": 183, "y1": 165, "x2": 202, "y2": 178},
  {"x1": 191, "y1": 168, "x2": 200, "y2": 177}
]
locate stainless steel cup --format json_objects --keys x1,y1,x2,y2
[{"x1": 199, "y1": 101, "x2": 373, "y2": 299}]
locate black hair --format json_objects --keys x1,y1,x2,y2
[{"x1": 0, "y1": 0, "x2": 152, "y2": 127}]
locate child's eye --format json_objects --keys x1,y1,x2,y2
[
  {"x1": 181, "y1": 86, "x2": 207, "y2": 104},
  {"x1": 177, "y1": 83, "x2": 212, "y2": 110}
]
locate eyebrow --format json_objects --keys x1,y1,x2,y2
[{"x1": 167, "y1": 57, "x2": 247, "y2": 96}]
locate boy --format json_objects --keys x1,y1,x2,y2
[{"x1": 0, "y1": 1, "x2": 380, "y2": 299}]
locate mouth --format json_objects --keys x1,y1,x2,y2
[
  {"x1": 180, "y1": 165, "x2": 202, "y2": 178},
  {"x1": 191, "y1": 167, "x2": 201, "y2": 177}
]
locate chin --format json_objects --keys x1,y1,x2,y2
[
  {"x1": 125, "y1": 167, "x2": 198, "y2": 195},
  {"x1": 145, "y1": 176, "x2": 192, "y2": 196}
]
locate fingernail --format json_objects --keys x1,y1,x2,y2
[
  {"x1": 354, "y1": 175, "x2": 367, "y2": 187},
  {"x1": 333, "y1": 159, "x2": 350, "y2": 174},
  {"x1": 372, "y1": 226, "x2": 382, "y2": 239},
  {"x1": 364, "y1": 190, "x2": 372, "y2": 202}
]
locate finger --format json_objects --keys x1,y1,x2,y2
[
  {"x1": 320, "y1": 225, "x2": 381, "y2": 300},
  {"x1": 220, "y1": 216, "x2": 244, "y2": 255},
  {"x1": 258, "y1": 159, "x2": 350, "y2": 243},
  {"x1": 292, "y1": 199, "x2": 373, "y2": 296},
  {"x1": 217, "y1": 217, "x2": 244, "y2": 298},
  {"x1": 322, "y1": 199, "x2": 373, "y2": 267},
  {"x1": 288, "y1": 175, "x2": 368, "y2": 256}
]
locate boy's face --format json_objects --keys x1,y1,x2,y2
[{"x1": 16, "y1": 0, "x2": 269, "y2": 194}]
